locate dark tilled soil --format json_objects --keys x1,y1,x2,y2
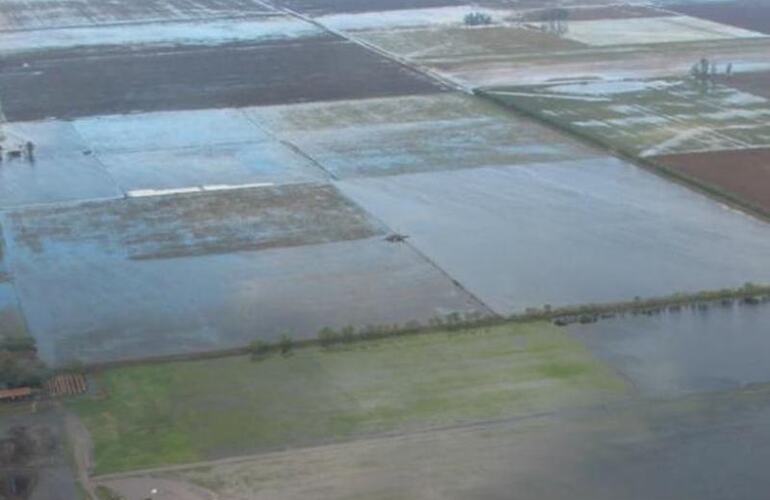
[
  {"x1": 653, "y1": 148, "x2": 770, "y2": 213},
  {"x1": 716, "y1": 71, "x2": 770, "y2": 98},
  {"x1": 669, "y1": 1, "x2": 770, "y2": 34},
  {"x1": 270, "y1": 0, "x2": 464, "y2": 15},
  {"x1": 0, "y1": 39, "x2": 445, "y2": 121}
]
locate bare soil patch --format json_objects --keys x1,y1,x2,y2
[
  {"x1": 653, "y1": 148, "x2": 770, "y2": 213},
  {"x1": 716, "y1": 70, "x2": 770, "y2": 98},
  {"x1": 0, "y1": 40, "x2": 444, "y2": 121},
  {"x1": 669, "y1": 0, "x2": 770, "y2": 35}
]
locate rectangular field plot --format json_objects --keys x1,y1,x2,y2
[
  {"x1": 484, "y1": 78, "x2": 770, "y2": 157},
  {"x1": 560, "y1": 15, "x2": 764, "y2": 46},
  {"x1": 0, "y1": 120, "x2": 122, "y2": 207},
  {"x1": 246, "y1": 93, "x2": 599, "y2": 178},
  {"x1": 2, "y1": 185, "x2": 485, "y2": 364},
  {"x1": 0, "y1": 110, "x2": 325, "y2": 206},
  {"x1": 0, "y1": 0, "x2": 274, "y2": 31},
  {"x1": 271, "y1": 0, "x2": 465, "y2": 15},
  {"x1": 516, "y1": 5, "x2": 672, "y2": 22},
  {"x1": 439, "y1": 37, "x2": 770, "y2": 87},
  {"x1": 653, "y1": 148, "x2": 770, "y2": 213},
  {"x1": 669, "y1": 0, "x2": 770, "y2": 35},
  {"x1": 73, "y1": 109, "x2": 326, "y2": 192},
  {"x1": 72, "y1": 321, "x2": 624, "y2": 473},
  {"x1": 356, "y1": 25, "x2": 584, "y2": 62},
  {"x1": 6, "y1": 183, "x2": 381, "y2": 260},
  {"x1": 0, "y1": 39, "x2": 443, "y2": 121},
  {"x1": 337, "y1": 158, "x2": 770, "y2": 315},
  {"x1": 0, "y1": 16, "x2": 325, "y2": 55},
  {"x1": 160, "y1": 385, "x2": 770, "y2": 500},
  {"x1": 315, "y1": 6, "x2": 502, "y2": 31},
  {"x1": 569, "y1": 302, "x2": 770, "y2": 398}
]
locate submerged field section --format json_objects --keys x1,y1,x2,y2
[
  {"x1": 1, "y1": 0, "x2": 770, "y2": 365},
  {"x1": 2, "y1": 0, "x2": 770, "y2": 498}
]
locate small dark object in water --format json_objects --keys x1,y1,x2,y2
[
  {"x1": 83, "y1": 149, "x2": 93, "y2": 156},
  {"x1": 743, "y1": 296, "x2": 761, "y2": 305},
  {"x1": 385, "y1": 233, "x2": 409, "y2": 243},
  {"x1": 578, "y1": 314, "x2": 597, "y2": 324},
  {"x1": 6, "y1": 150, "x2": 21, "y2": 160}
]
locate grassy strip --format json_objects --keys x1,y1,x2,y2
[{"x1": 72, "y1": 321, "x2": 625, "y2": 475}]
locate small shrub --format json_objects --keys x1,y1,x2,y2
[
  {"x1": 464, "y1": 12, "x2": 492, "y2": 26},
  {"x1": 279, "y1": 334, "x2": 294, "y2": 356},
  {"x1": 248, "y1": 340, "x2": 271, "y2": 361},
  {"x1": 317, "y1": 327, "x2": 340, "y2": 348}
]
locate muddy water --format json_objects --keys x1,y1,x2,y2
[
  {"x1": 337, "y1": 159, "x2": 770, "y2": 314},
  {"x1": 569, "y1": 301, "x2": 770, "y2": 398},
  {"x1": 5, "y1": 237, "x2": 485, "y2": 365}
]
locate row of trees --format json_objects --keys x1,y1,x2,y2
[{"x1": 0, "y1": 338, "x2": 48, "y2": 389}]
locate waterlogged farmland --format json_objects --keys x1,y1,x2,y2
[
  {"x1": 338, "y1": 158, "x2": 770, "y2": 314},
  {"x1": 570, "y1": 301, "x2": 770, "y2": 398},
  {"x1": 1, "y1": 185, "x2": 485, "y2": 364},
  {"x1": 1, "y1": 0, "x2": 770, "y2": 497}
]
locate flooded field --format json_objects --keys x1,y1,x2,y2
[
  {"x1": 484, "y1": 78, "x2": 770, "y2": 157},
  {"x1": 0, "y1": 16, "x2": 326, "y2": 54},
  {"x1": 272, "y1": 0, "x2": 464, "y2": 15},
  {"x1": 5, "y1": 233, "x2": 484, "y2": 365},
  {"x1": 569, "y1": 301, "x2": 770, "y2": 398},
  {"x1": 247, "y1": 93, "x2": 599, "y2": 178},
  {"x1": 338, "y1": 158, "x2": 770, "y2": 314},
  {"x1": 0, "y1": 0, "x2": 274, "y2": 31},
  {"x1": 0, "y1": 39, "x2": 443, "y2": 121},
  {"x1": 0, "y1": 405, "x2": 80, "y2": 500},
  {"x1": 0, "y1": 185, "x2": 485, "y2": 364}
]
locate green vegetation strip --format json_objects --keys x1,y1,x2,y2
[{"x1": 72, "y1": 322, "x2": 625, "y2": 475}]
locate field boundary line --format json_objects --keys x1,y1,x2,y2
[{"x1": 272, "y1": 5, "x2": 470, "y2": 94}]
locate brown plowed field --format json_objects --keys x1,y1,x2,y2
[
  {"x1": 653, "y1": 148, "x2": 770, "y2": 213},
  {"x1": 716, "y1": 70, "x2": 770, "y2": 98},
  {"x1": 0, "y1": 39, "x2": 444, "y2": 121},
  {"x1": 669, "y1": 0, "x2": 770, "y2": 34}
]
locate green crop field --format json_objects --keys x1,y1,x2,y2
[{"x1": 73, "y1": 321, "x2": 626, "y2": 475}]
